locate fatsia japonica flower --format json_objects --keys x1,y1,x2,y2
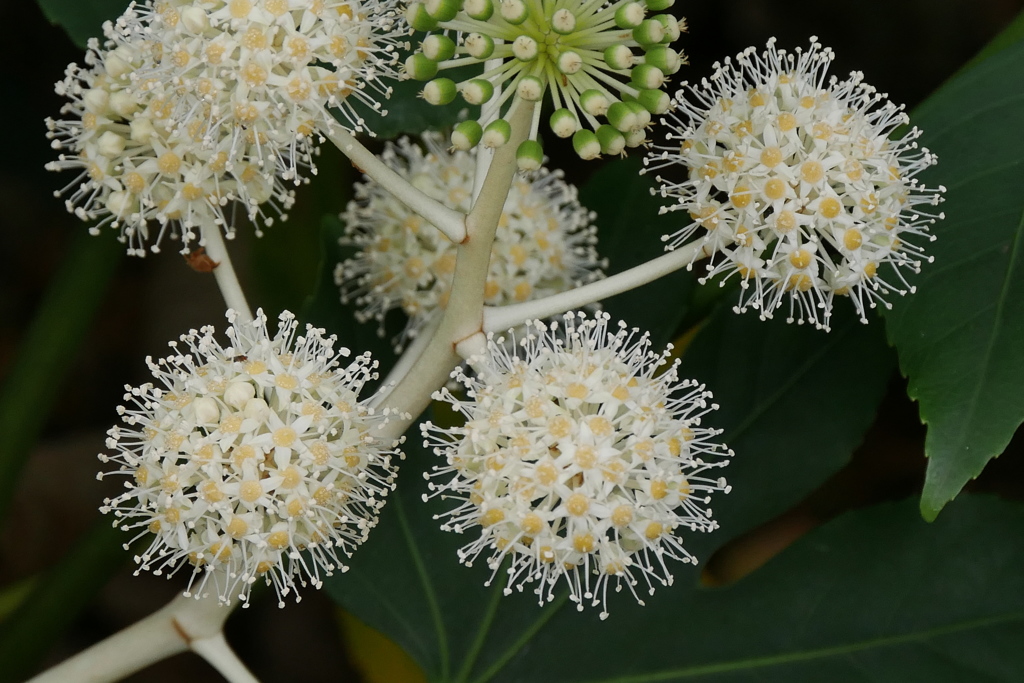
[
  {"x1": 335, "y1": 132, "x2": 606, "y2": 348},
  {"x1": 99, "y1": 310, "x2": 404, "y2": 606},
  {"x1": 422, "y1": 312, "x2": 731, "y2": 618},
  {"x1": 46, "y1": 0, "x2": 407, "y2": 255},
  {"x1": 644, "y1": 38, "x2": 945, "y2": 330},
  {"x1": 403, "y1": 0, "x2": 685, "y2": 168}
]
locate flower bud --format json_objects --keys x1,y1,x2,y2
[
  {"x1": 405, "y1": 2, "x2": 438, "y2": 31},
  {"x1": 423, "y1": 78, "x2": 457, "y2": 105},
  {"x1": 422, "y1": 34, "x2": 456, "y2": 62},
  {"x1": 604, "y1": 45, "x2": 634, "y2": 71},
  {"x1": 516, "y1": 76, "x2": 544, "y2": 101},
  {"x1": 645, "y1": 45, "x2": 682, "y2": 74},
  {"x1": 425, "y1": 0, "x2": 460, "y2": 22},
  {"x1": 550, "y1": 108, "x2": 578, "y2": 138},
  {"x1": 464, "y1": 0, "x2": 493, "y2": 20},
  {"x1": 405, "y1": 54, "x2": 439, "y2": 81},
  {"x1": 607, "y1": 101, "x2": 638, "y2": 132},
  {"x1": 194, "y1": 397, "x2": 220, "y2": 425},
  {"x1": 482, "y1": 118, "x2": 512, "y2": 148},
  {"x1": 516, "y1": 140, "x2": 543, "y2": 172},
  {"x1": 465, "y1": 33, "x2": 495, "y2": 59},
  {"x1": 180, "y1": 6, "x2": 209, "y2": 33},
  {"x1": 572, "y1": 130, "x2": 601, "y2": 160},
  {"x1": 632, "y1": 18, "x2": 665, "y2": 46},
  {"x1": 597, "y1": 125, "x2": 626, "y2": 156},
  {"x1": 451, "y1": 121, "x2": 483, "y2": 150},
  {"x1": 224, "y1": 381, "x2": 256, "y2": 410},
  {"x1": 615, "y1": 2, "x2": 645, "y2": 29},
  {"x1": 500, "y1": 0, "x2": 528, "y2": 24},
  {"x1": 580, "y1": 89, "x2": 610, "y2": 117},
  {"x1": 551, "y1": 8, "x2": 576, "y2": 34},
  {"x1": 461, "y1": 79, "x2": 494, "y2": 105}
]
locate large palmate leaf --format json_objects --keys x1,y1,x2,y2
[
  {"x1": 327, "y1": 438, "x2": 1024, "y2": 683},
  {"x1": 884, "y1": 39, "x2": 1024, "y2": 519},
  {"x1": 678, "y1": 306, "x2": 894, "y2": 557},
  {"x1": 579, "y1": 158, "x2": 698, "y2": 349}
]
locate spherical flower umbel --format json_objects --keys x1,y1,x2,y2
[
  {"x1": 422, "y1": 312, "x2": 731, "y2": 618},
  {"x1": 47, "y1": 35, "x2": 300, "y2": 255},
  {"x1": 335, "y1": 133, "x2": 605, "y2": 349},
  {"x1": 403, "y1": 0, "x2": 686, "y2": 167},
  {"x1": 122, "y1": 0, "x2": 408, "y2": 149},
  {"x1": 644, "y1": 38, "x2": 945, "y2": 330},
  {"x1": 99, "y1": 309, "x2": 404, "y2": 606}
]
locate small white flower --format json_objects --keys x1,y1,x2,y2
[
  {"x1": 644, "y1": 38, "x2": 945, "y2": 330},
  {"x1": 403, "y1": 0, "x2": 685, "y2": 166},
  {"x1": 335, "y1": 132, "x2": 606, "y2": 349},
  {"x1": 98, "y1": 309, "x2": 404, "y2": 607},
  {"x1": 422, "y1": 312, "x2": 731, "y2": 619}
]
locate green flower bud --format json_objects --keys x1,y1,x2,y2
[
  {"x1": 551, "y1": 8, "x2": 576, "y2": 34},
  {"x1": 516, "y1": 140, "x2": 544, "y2": 171},
  {"x1": 624, "y1": 128, "x2": 647, "y2": 148},
  {"x1": 405, "y1": 2, "x2": 438, "y2": 31},
  {"x1": 597, "y1": 125, "x2": 626, "y2": 156},
  {"x1": 557, "y1": 50, "x2": 584, "y2": 75},
  {"x1": 580, "y1": 89, "x2": 610, "y2": 117},
  {"x1": 614, "y1": 2, "x2": 645, "y2": 29},
  {"x1": 482, "y1": 119, "x2": 512, "y2": 148},
  {"x1": 607, "y1": 101, "x2": 638, "y2": 132},
  {"x1": 512, "y1": 35, "x2": 539, "y2": 61},
  {"x1": 461, "y1": 79, "x2": 495, "y2": 105},
  {"x1": 604, "y1": 45, "x2": 634, "y2": 71},
  {"x1": 423, "y1": 78, "x2": 457, "y2": 105},
  {"x1": 624, "y1": 100, "x2": 651, "y2": 128},
  {"x1": 451, "y1": 121, "x2": 483, "y2": 150},
  {"x1": 422, "y1": 34, "x2": 456, "y2": 62},
  {"x1": 500, "y1": 0, "x2": 529, "y2": 24},
  {"x1": 425, "y1": 0, "x2": 460, "y2": 22},
  {"x1": 572, "y1": 130, "x2": 602, "y2": 160},
  {"x1": 516, "y1": 75, "x2": 545, "y2": 101},
  {"x1": 637, "y1": 89, "x2": 671, "y2": 114},
  {"x1": 653, "y1": 14, "x2": 681, "y2": 43},
  {"x1": 645, "y1": 45, "x2": 682, "y2": 74},
  {"x1": 550, "y1": 108, "x2": 578, "y2": 138},
  {"x1": 405, "y1": 54, "x2": 438, "y2": 81},
  {"x1": 464, "y1": 0, "x2": 493, "y2": 20},
  {"x1": 631, "y1": 63, "x2": 665, "y2": 90},
  {"x1": 465, "y1": 32, "x2": 495, "y2": 59},
  {"x1": 633, "y1": 19, "x2": 665, "y2": 46}
]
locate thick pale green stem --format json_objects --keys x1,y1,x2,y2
[
  {"x1": 377, "y1": 101, "x2": 535, "y2": 434},
  {"x1": 27, "y1": 590, "x2": 245, "y2": 683},
  {"x1": 324, "y1": 123, "x2": 468, "y2": 243},
  {"x1": 483, "y1": 239, "x2": 707, "y2": 332}
]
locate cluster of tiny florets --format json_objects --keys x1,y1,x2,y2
[
  {"x1": 46, "y1": 0, "x2": 407, "y2": 255},
  {"x1": 422, "y1": 312, "x2": 731, "y2": 618},
  {"x1": 335, "y1": 133, "x2": 605, "y2": 349},
  {"x1": 99, "y1": 309, "x2": 405, "y2": 606},
  {"x1": 403, "y1": 0, "x2": 685, "y2": 168},
  {"x1": 644, "y1": 38, "x2": 945, "y2": 330}
]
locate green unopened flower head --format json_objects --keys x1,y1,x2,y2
[{"x1": 403, "y1": 0, "x2": 686, "y2": 165}]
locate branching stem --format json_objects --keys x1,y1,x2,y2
[
  {"x1": 324, "y1": 122, "x2": 468, "y2": 243},
  {"x1": 202, "y1": 225, "x2": 253, "y2": 323}
]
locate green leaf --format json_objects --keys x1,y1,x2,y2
[
  {"x1": 328, "y1": 443, "x2": 1024, "y2": 682},
  {"x1": 579, "y1": 157, "x2": 698, "y2": 348},
  {"x1": 677, "y1": 307, "x2": 895, "y2": 555},
  {"x1": 35, "y1": 0, "x2": 125, "y2": 48},
  {"x1": 0, "y1": 231, "x2": 121, "y2": 523},
  {"x1": 883, "y1": 39, "x2": 1024, "y2": 519}
]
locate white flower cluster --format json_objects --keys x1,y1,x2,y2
[
  {"x1": 403, "y1": 0, "x2": 685, "y2": 167},
  {"x1": 336, "y1": 133, "x2": 605, "y2": 349},
  {"x1": 645, "y1": 39, "x2": 944, "y2": 329},
  {"x1": 46, "y1": 0, "x2": 406, "y2": 255},
  {"x1": 422, "y1": 312, "x2": 731, "y2": 618},
  {"x1": 99, "y1": 310, "x2": 404, "y2": 606}
]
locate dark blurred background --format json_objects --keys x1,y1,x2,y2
[{"x1": 1, "y1": 0, "x2": 1022, "y2": 680}]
